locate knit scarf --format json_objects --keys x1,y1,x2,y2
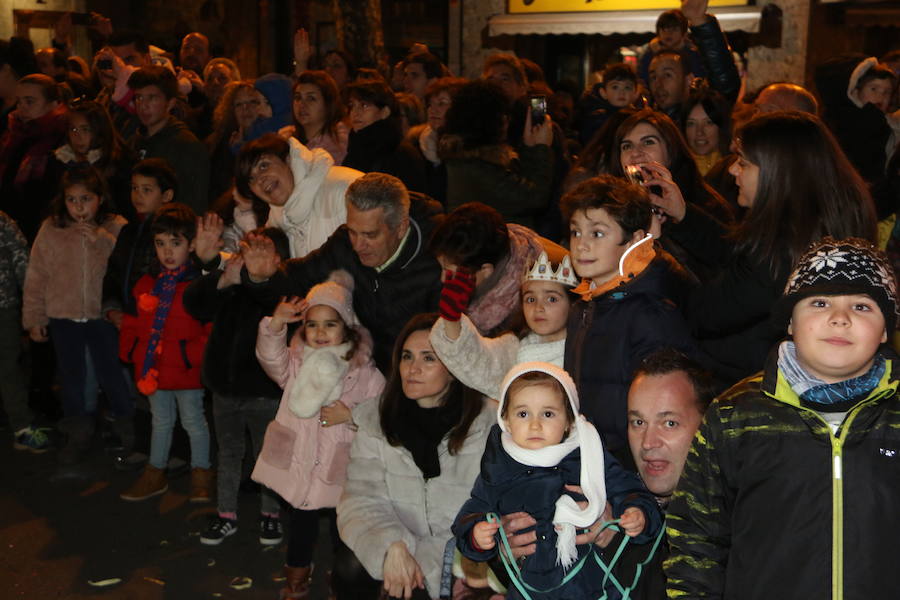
[
  {"x1": 778, "y1": 341, "x2": 885, "y2": 411},
  {"x1": 136, "y1": 264, "x2": 193, "y2": 395},
  {"x1": 499, "y1": 416, "x2": 607, "y2": 570},
  {"x1": 396, "y1": 398, "x2": 462, "y2": 479}
]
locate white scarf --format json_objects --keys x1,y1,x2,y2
[
  {"x1": 287, "y1": 342, "x2": 351, "y2": 418},
  {"x1": 499, "y1": 416, "x2": 606, "y2": 570}
]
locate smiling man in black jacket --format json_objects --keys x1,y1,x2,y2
[{"x1": 242, "y1": 172, "x2": 443, "y2": 372}]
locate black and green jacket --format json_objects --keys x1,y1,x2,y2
[{"x1": 665, "y1": 349, "x2": 900, "y2": 600}]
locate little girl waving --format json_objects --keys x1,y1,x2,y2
[
  {"x1": 253, "y1": 271, "x2": 385, "y2": 599},
  {"x1": 22, "y1": 167, "x2": 132, "y2": 464}
]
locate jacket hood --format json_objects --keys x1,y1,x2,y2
[{"x1": 847, "y1": 57, "x2": 879, "y2": 108}]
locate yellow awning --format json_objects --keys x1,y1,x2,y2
[{"x1": 488, "y1": 6, "x2": 763, "y2": 36}]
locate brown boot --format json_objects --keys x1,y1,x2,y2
[
  {"x1": 120, "y1": 465, "x2": 168, "y2": 501},
  {"x1": 280, "y1": 565, "x2": 312, "y2": 599},
  {"x1": 189, "y1": 467, "x2": 215, "y2": 503}
]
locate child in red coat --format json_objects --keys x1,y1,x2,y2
[{"x1": 119, "y1": 203, "x2": 213, "y2": 503}]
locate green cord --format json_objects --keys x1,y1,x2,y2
[{"x1": 484, "y1": 512, "x2": 665, "y2": 599}]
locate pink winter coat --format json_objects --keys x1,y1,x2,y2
[{"x1": 252, "y1": 317, "x2": 385, "y2": 510}]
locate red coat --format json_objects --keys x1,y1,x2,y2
[{"x1": 120, "y1": 274, "x2": 209, "y2": 391}]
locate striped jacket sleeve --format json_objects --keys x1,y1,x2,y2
[{"x1": 664, "y1": 400, "x2": 734, "y2": 598}]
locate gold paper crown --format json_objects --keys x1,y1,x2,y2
[{"x1": 524, "y1": 251, "x2": 579, "y2": 287}]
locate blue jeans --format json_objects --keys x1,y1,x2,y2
[{"x1": 148, "y1": 389, "x2": 210, "y2": 470}]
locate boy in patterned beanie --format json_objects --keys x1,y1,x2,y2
[{"x1": 665, "y1": 237, "x2": 900, "y2": 599}]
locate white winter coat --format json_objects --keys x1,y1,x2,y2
[
  {"x1": 337, "y1": 399, "x2": 495, "y2": 598},
  {"x1": 265, "y1": 137, "x2": 363, "y2": 258}
]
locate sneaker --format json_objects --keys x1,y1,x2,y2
[
  {"x1": 120, "y1": 465, "x2": 168, "y2": 501},
  {"x1": 200, "y1": 516, "x2": 238, "y2": 546},
  {"x1": 13, "y1": 426, "x2": 52, "y2": 453},
  {"x1": 259, "y1": 515, "x2": 283, "y2": 545}
]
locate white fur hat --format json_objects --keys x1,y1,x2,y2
[{"x1": 304, "y1": 270, "x2": 358, "y2": 327}]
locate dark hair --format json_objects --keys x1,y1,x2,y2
[
  {"x1": 235, "y1": 133, "x2": 291, "y2": 202},
  {"x1": 151, "y1": 202, "x2": 197, "y2": 241},
  {"x1": 440, "y1": 79, "x2": 510, "y2": 150},
  {"x1": 560, "y1": 174, "x2": 652, "y2": 240},
  {"x1": 423, "y1": 76, "x2": 467, "y2": 105},
  {"x1": 733, "y1": 111, "x2": 877, "y2": 274},
  {"x1": 107, "y1": 31, "x2": 150, "y2": 55},
  {"x1": 132, "y1": 158, "x2": 178, "y2": 197},
  {"x1": 482, "y1": 54, "x2": 527, "y2": 87},
  {"x1": 608, "y1": 109, "x2": 724, "y2": 215},
  {"x1": 650, "y1": 49, "x2": 691, "y2": 77},
  {"x1": 18, "y1": 73, "x2": 61, "y2": 103},
  {"x1": 252, "y1": 226, "x2": 291, "y2": 262},
  {"x1": 354, "y1": 67, "x2": 385, "y2": 83},
  {"x1": 345, "y1": 78, "x2": 398, "y2": 117},
  {"x1": 602, "y1": 63, "x2": 638, "y2": 86},
  {"x1": 127, "y1": 65, "x2": 178, "y2": 99},
  {"x1": 322, "y1": 49, "x2": 356, "y2": 80},
  {"x1": 755, "y1": 82, "x2": 819, "y2": 115},
  {"x1": 519, "y1": 58, "x2": 545, "y2": 83},
  {"x1": 211, "y1": 186, "x2": 270, "y2": 231},
  {"x1": 501, "y1": 371, "x2": 574, "y2": 424},
  {"x1": 38, "y1": 48, "x2": 68, "y2": 72},
  {"x1": 681, "y1": 88, "x2": 732, "y2": 155},
  {"x1": 380, "y1": 313, "x2": 484, "y2": 456},
  {"x1": 428, "y1": 202, "x2": 510, "y2": 270},
  {"x1": 633, "y1": 347, "x2": 717, "y2": 414},
  {"x1": 856, "y1": 63, "x2": 897, "y2": 89},
  {"x1": 406, "y1": 52, "x2": 443, "y2": 80},
  {"x1": 294, "y1": 70, "x2": 345, "y2": 141},
  {"x1": 656, "y1": 9, "x2": 689, "y2": 33},
  {"x1": 52, "y1": 166, "x2": 113, "y2": 227},
  {"x1": 569, "y1": 108, "x2": 638, "y2": 183},
  {"x1": 395, "y1": 92, "x2": 425, "y2": 128},
  {"x1": 67, "y1": 100, "x2": 126, "y2": 166},
  {"x1": 0, "y1": 37, "x2": 38, "y2": 79}
]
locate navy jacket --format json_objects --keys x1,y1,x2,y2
[{"x1": 453, "y1": 425, "x2": 662, "y2": 600}]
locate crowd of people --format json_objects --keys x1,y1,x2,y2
[{"x1": 2, "y1": 0, "x2": 900, "y2": 597}]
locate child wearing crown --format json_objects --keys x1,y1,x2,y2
[{"x1": 430, "y1": 250, "x2": 579, "y2": 402}]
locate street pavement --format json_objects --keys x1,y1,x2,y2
[{"x1": 0, "y1": 406, "x2": 335, "y2": 599}]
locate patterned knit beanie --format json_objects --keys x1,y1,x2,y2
[{"x1": 774, "y1": 237, "x2": 899, "y2": 333}]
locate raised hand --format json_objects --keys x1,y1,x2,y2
[
  {"x1": 293, "y1": 28, "x2": 311, "y2": 73},
  {"x1": 270, "y1": 296, "x2": 307, "y2": 332},
  {"x1": 681, "y1": 0, "x2": 710, "y2": 26},
  {"x1": 641, "y1": 161, "x2": 687, "y2": 223},
  {"x1": 195, "y1": 213, "x2": 225, "y2": 263},
  {"x1": 217, "y1": 255, "x2": 244, "y2": 289},
  {"x1": 439, "y1": 267, "x2": 475, "y2": 322},
  {"x1": 241, "y1": 233, "x2": 280, "y2": 282}
]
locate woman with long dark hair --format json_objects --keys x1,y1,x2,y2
[
  {"x1": 336, "y1": 313, "x2": 492, "y2": 600},
  {"x1": 648, "y1": 110, "x2": 878, "y2": 380},
  {"x1": 281, "y1": 70, "x2": 348, "y2": 164},
  {"x1": 681, "y1": 88, "x2": 732, "y2": 176}
]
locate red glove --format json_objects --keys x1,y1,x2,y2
[{"x1": 439, "y1": 268, "x2": 476, "y2": 322}]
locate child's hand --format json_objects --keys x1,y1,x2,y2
[
  {"x1": 242, "y1": 233, "x2": 280, "y2": 283},
  {"x1": 217, "y1": 255, "x2": 244, "y2": 289},
  {"x1": 73, "y1": 221, "x2": 99, "y2": 242},
  {"x1": 439, "y1": 267, "x2": 475, "y2": 322},
  {"x1": 473, "y1": 519, "x2": 501, "y2": 551},
  {"x1": 619, "y1": 507, "x2": 646, "y2": 538},
  {"x1": 195, "y1": 213, "x2": 224, "y2": 263},
  {"x1": 270, "y1": 296, "x2": 306, "y2": 332},
  {"x1": 29, "y1": 326, "x2": 48, "y2": 343},
  {"x1": 320, "y1": 400, "x2": 351, "y2": 427}
]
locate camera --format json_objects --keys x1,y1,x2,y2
[{"x1": 529, "y1": 95, "x2": 547, "y2": 124}]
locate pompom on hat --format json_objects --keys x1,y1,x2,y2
[
  {"x1": 303, "y1": 270, "x2": 358, "y2": 327},
  {"x1": 773, "y1": 237, "x2": 899, "y2": 334}
]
